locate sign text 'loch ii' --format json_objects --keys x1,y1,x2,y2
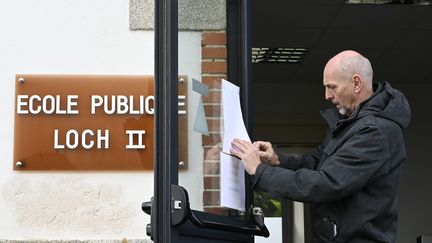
[{"x1": 13, "y1": 75, "x2": 188, "y2": 170}]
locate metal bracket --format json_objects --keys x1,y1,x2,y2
[
  {"x1": 252, "y1": 207, "x2": 265, "y2": 229},
  {"x1": 171, "y1": 184, "x2": 190, "y2": 226},
  {"x1": 142, "y1": 185, "x2": 269, "y2": 238},
  {"x1": 141, "y1": 185, "x2": 190, "y2": 240},
  {"x1": 142, "y1": 197, "x2": 154, "y2": 239}
]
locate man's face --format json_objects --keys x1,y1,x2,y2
[{"x1": 323, "y1": 70, "x2": 357, "y2": 116}]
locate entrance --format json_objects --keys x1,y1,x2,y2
[{"x1": 143, "y1": 0, "x2": 269, "y2": 242}]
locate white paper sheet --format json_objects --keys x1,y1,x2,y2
[
  {"x1": 221, "y1": 79, "x2": 251, "y2": 153},
  {"x1": 220, "y1": 152, "x2": 245, "y2": 211},
  {"x1": 220, "y1": 79, "x2": 249, "y2": 211}
]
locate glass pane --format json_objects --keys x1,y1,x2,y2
[{"x1": 177, "y1": 0, "x2": 229, "y2": 215}]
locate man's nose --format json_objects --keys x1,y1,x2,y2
[{"x1": 325, "y1": 90, "x2": 333, "y2": 100}]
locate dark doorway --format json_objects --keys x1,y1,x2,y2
[{"x1": 251, "y1": 1, "x2": 432, "y2": 242}]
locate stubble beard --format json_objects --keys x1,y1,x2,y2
[{"x1": 336, "y1": 104, "x2": 349, "y2": 116}]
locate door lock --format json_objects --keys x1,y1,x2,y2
[{"x1": 174, "y1": 200, "x2": 182, "y2": 210}]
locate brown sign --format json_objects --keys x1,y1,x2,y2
[{"x1": 13, "y1": 75, "x2": 188, "y2": 170}]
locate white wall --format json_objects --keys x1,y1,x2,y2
[
  {"x1": 0, "y1": 0, "x2": 203, "y2": 239},
  {"x1": 255, "y1": 218, "x2": 282, "y2": 243}
]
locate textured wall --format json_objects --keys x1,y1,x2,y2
[
  {"x1": 129, "y1": 0, "x2": 226, "y2": 30},
  {"x1": 0, "y1": 0, "x2": 203, "y2": 240},
  {"x1": 2, "y1": 177, "x2": 135, "y2": 235}
]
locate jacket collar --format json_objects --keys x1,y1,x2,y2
[{"x1": 321, "y1": 83, "x2": 384, "y2": 134}]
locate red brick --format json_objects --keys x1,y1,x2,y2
[
  {"x1": 202, "y1": 32, "x2": 226, "y2": 45},
  {"x1": 203, "y1": 162, "x2": 220, "y2": 175},
  {"x1": 202, "y1": 62, "x2": 227, "y2": 74},
  {"x1": 204, "y1": 104, "x2": 221, "y2": 117},
  {"x1": 203, "y1": 191, "x2": 220, "y2": 206},
  {"x1": 206, "y1": 119, "x2": 221, "y2": 132},
  {"x1": 202, "y1": 91, "x2": 221, "y2": 103},
  {"x1": 202, "y1": 134, "x2": 221, "y2": 145},
  {"x1": 204, "y1": 176, "x2": 220, "y2": 190},
  {"x1": 202, "y1": 76, "x2": 225, "y2": 89},
  {"x1": 202, "y1": 47, "x2": 227, "y2": 59}
]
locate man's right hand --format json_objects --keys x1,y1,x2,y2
[{"x1": 253, "y1": 141, "x2": 280, "y2": 166}]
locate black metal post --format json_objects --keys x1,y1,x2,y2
[
  {"x1": 227, "y1": 0, "x2": 239, "y2": 85},
  {"x1": 282, "y1": 199, "x2": 294, "y2": 243},
  {"x1": 227, "y1": 0, "x2": 253, "y2": 217},
  {"x1": 240, "y1": 0, "x2": 253, "y2": 220},
  {"x1": 239, "y1": 0, "x2": 252, "y2": 134},
  {"x1": 154, "y1": 0, "x2": 178, "y2": 242}
]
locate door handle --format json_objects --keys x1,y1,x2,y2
[{"x1": 142, "y1": 184, "x2": 270, "y2": 238}]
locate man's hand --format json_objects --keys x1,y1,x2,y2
[
  {"x1": 253, "y1": 141, "x2": 280, "y2": 166},
  {"x1": 230, "y1": 138, "x2": 261, "y2": 175}
]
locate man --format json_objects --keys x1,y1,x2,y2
[{"x1": 231, "y1": 50, "x2": 410, "y2": 242}]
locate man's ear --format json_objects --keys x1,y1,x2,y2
[{"x1": 352, "y1": 74, "x2": 362, "y2": 94}]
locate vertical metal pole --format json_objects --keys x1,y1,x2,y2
[
  {"x1": 282, "y1": 199, "x2": 294, "y2": 243},
  {"x1": 239, "y1": 0, "x2": 252, "y2": 133},
  {"x1": 227, "y1": 0, "x2": 252, "y2": 145},
  {"x1": 227, "y1": 0, "x2": 239, "y2": 85},
  {"x1": 154, "y1": 0, "x2": 178, "y2": 241},
  {"x1": 227, "y1": 0, "x2": 253, "y2": 221},
  {"x1": 240, "y1": 0, "x2": 253, "y2": 226}
]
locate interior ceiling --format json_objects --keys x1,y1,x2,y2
[{"x1": 251, "y1": 0, "x2": 432, "y2": 84}]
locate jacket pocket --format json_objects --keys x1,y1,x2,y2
[{"x1": 316, "y1": 217, "x2": 338, "y2": 242}]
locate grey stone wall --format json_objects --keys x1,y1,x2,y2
[{"x1": 129, "y1": 0, "x2": 226, "y2": 30}]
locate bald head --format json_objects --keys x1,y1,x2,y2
[
  {"x1": 323, "y1": 50, "x2": 374, "y2": 116},
  {"x1": 324, "y1": 50, "x2": 373, "y2": 91}
]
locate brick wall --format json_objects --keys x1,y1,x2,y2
[{"x1": 201, "y1": 31, "x2": 229, "y2": 215}]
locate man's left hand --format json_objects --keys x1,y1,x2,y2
[{"x1": 230, "y1": 138, "x2": 261, "y2": 175}]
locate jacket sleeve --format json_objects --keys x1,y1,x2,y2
[
  {"x1": 251, "y1": 126, "x2": 390, "y2": 203},
  {"x1": 277, "y1": 144, "x2": 323, "y2": 171}
]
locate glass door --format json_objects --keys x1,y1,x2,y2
[{"x1": 148, "y1": 0, "x2": 269, "y2": 242}]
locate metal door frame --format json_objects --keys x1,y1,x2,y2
[
  {"x1": 152, "y1": 0, "x2": 257, "y2": 242},
  {"x1": 153, "y1": 0, "x2": 178, "y2": 241}
]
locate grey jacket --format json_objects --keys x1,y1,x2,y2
[{"x1": 252, "y1": 82, "x2": 411, "y2": 243}]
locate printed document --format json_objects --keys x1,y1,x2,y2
[{"x1": 220, "y1": 79, "x2": 250, "y2": 211}]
